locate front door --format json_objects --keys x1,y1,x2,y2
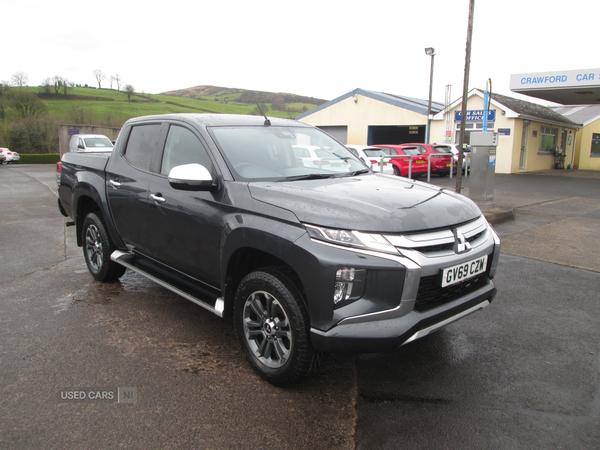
[
  {"x1": 146, "y1": 124, "x2": 222, "y2": 287},
  {"x1": 520, "y1": 124, "x2": 528, "y2": 170}
]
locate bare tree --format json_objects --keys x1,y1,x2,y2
[
  {"x1": 93, "y1": 69, "x2": 105, "y2": 89},
  {"x1": 109, "y1": 75, "x2": 115, "y2": 90},
  {"x1": 11, "y1": 72, "x2": 29, "y2": 89},
  {"x1": 52, "y1": 75, "x2": 63, "y2": 95},
  {"x1": 113, "y1": 74, "x2": 122, "y2": 91},
  {"x1": 124, "y1": 84, "x2": 135, "y2": 101}
]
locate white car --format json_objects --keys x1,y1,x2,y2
[
  {"x1": 0, "y1": 148, "x2": 20, "y2": 164},
  {"x1": 345, "y1": 145, "x2": 393, "y2": 175},
  {"x1": 292, "y1": 145, "x2": 351, "y2": 171},
  {"x1": 433, "y1": 144, "x2": 471, "y2": 172},
  {"x1": 69, "y1": 134, "x2": 114, "y2": 153}
]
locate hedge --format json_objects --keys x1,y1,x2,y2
[{"x1": 12, "y1": 154, "x2": 61, "y2": 164}]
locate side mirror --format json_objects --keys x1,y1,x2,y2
[{"x1": 168, "y1": 164, "x2": 215, "y2": 191}]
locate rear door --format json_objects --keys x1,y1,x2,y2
[
  {"x1": 106, "y1": 123, "x2": 166, "y2": 255},
  {"x1": 146, "y1": 123, "x2": 223, "y2": 287}
]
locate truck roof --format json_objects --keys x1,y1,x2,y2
[{"x1": 124, "y1": 113, "x2": 310, "y2": 128}]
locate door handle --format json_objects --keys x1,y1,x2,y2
[
  {"x1": 150, "y1": 193, "x2": 166, "y2": 204},
  {"x1": 109, "y1": 179, "x2": 121, "y2": 188}
]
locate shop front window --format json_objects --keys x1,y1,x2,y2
[
  {"x1": 455, "y1": 122, "x2": 495, "y2": 145},
  {"x1": 591, "y1": 133, "x2": 600, "y2": 157},
  {"x1": 538, "y1": 126, "x2": 558, "y2": 154}
]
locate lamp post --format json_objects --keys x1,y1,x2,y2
[{"x1": 425, "y1": 47, "x2": 435, "y2": 144}]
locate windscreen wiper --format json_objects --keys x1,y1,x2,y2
[{"x1": 278, "y1": 174, "x2": 335, "y2": 182}]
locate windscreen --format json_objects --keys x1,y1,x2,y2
[{"x1": 210, "y1": 126, "x2": 368, "y2": 181}]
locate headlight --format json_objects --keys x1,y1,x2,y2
[{"x1": 305, "y1": 224, "x2": 399, "y2": 254}]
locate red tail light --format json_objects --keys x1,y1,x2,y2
[{"x1": 56, "y1": 162, "x2": 62, "y2": 190}]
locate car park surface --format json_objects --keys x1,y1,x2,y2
[{"x1": 3, "y1": 165, "x2": 599, "y2": 449}]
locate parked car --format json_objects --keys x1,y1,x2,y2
[
  {"x1": 292, "y1": 145, "x2": 353, "y2": 171},
  {"x1": 400, "y1": 143, "x2": 453, "y2": 176},
  {"x1": 1, "y1": 148, "x2": 20, "y2": 164},
  {"x1": 374, "y1": 144, "x2": 429, "y2": 177},
  {"x1": 345, "y1": 145, "x2": 393, "y2": 174},
  {"x1": 0, "y1": 149, "x2": 6, "y2": 164},
  {"x1": 69, "y1": 134, "x2": 114, "y2": 153},
  {"x1": 433, "y1": 144, "x2": 471, "y2": 172}
]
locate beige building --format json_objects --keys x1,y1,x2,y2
[
  {"x1": 297, "y1": 87, "x2": 581, "y2": 174},
  {"x1": 430, "y1": 89, "x2": 581, "y2": 174},
  {"x1": 296, "y1": 88, "x2": 443, "y2": 147},
  {"x1": 550, "y1": 105, "x2": 600, "y2": 171}
]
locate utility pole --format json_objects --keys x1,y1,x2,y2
[{"x1": 456, "y1": 0, "x2": 475, "y2": 193}]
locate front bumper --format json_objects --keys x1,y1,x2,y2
[
  {"x1": 307, "y1": 215, "x2": 501, "y2": 353},
  {"x1": 311, "y1": 279, "x2": 495, "y2": 353}
]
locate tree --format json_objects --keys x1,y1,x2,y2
[
  {"x1": 9, "y1": 92, "x2": 48, "y2": 118},
  {"x1": 11, "y1": 72, "x2": 29, "y2": 89},
  {"x1": 93, "y1": 69, "x2": 105, "y2": 89},
  {"x1": 109, "y1": 75, "x2": 115, "y2": 90},
  {"x1": 113, "y1": 74, "x2": 122, "y2": 91},
  {"x1": 124, "y1": 84, "x2": 134, "y2": 101}
]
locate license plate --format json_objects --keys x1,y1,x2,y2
[
  {"x1": 415, "y1": 159, "x2": 425, "y2": 164},
  {"x1": 446, "y1": 163, "x2": 451, "y2": 167},
  {"x1": 441, "y1": 255, "x2": 488, "y2": 287}
]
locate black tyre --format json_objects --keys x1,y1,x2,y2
[
  {"x1": 234, "y1": 268, "x2": 325, "y2": 386},
  {"x1": 392, "y1": 165, "x2": 401, "y2": 177},
  {"x1": 82, "y1": 212, "x2": 126, "y2": 282}
]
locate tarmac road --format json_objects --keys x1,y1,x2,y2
[{"x1": 1, "y1": 165, "x2": 599, "y2": 449}]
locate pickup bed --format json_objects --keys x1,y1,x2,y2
[{"x1": 57, "y1": 113, "x2": 500, "y2": 386}]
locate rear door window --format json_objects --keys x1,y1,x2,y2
[{"x1": 124, "y1": 124, "x2": 163, "y2": 171}]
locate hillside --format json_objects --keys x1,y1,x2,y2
[
  {"x1": 161, "y1": 85, "x2": 326, "y2": 116},
  {"x1": 0, "y1": 84, "x2": 327, "y2": 155}
]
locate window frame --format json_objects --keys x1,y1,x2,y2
[
  {"x1": 591, "y1": 133, "x2": 600, "y2": 157},
  {"x1": 538, "y1": 126, "x2": 558, "y2": 155}
]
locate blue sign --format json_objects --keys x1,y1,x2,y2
[
  {"x1": 498, "y1": 128, "x2": 511, "y2": 136},
  {"x1": 454, "y1": 110, "x2": 496, "y2": 122},
  {"x1": 68, "y1": 129, "x2": 79, "y2": 136}
]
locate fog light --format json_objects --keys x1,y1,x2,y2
[
  {"x1": 334, "y1": 281, "x2": 353, "y2": 304},
  {"x1": 334, "y1": 268, "x2": 355, "y2": 304}
]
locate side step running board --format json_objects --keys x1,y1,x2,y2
[{"x1": 111, "y1": 250, "x2": 225, "y2": 318}]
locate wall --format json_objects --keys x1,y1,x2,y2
[
  {"x1": 58, "y1": 124, "x2": 122, "y2": 156},
  {"x1": 576, "y1": 118, "x2": 600, "y2": 170},
  {"x1": 299, "y1": 94, "x2": 427, "y2": 145}
]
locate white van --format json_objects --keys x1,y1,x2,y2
[{"x1": 69, "y1": 134, "x2": 114, "y2": 152}]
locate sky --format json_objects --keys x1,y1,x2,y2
[{"x1": 3, "y1": 0, "x2": 598, "y2": 106}]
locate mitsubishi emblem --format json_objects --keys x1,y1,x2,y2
[{"x1": 453, "y1": 229, "x2": 472, "y2": 254}]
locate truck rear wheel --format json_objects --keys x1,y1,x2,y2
[
  {"x1": 82, "y1": 212, "x2": 126, "y2": 282},
  {"x1": 234, "y1": 268, "x2": 325, "y2": 386}
]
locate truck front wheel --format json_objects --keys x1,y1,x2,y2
[
  {"x1": 82, "y1": 212, "x2": 126, "y2": 282},
  {"x1": 234, "y1": 268, "x2": 325, "y2": 386}
]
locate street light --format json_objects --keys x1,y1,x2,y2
[{"x1": 425, "y1": 47, "x2": 435, "y2": 144}]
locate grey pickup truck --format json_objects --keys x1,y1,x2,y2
[{"x1": 57, "y1": 113, "x2": 500, "y2": 386}]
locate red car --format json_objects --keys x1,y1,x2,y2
[
  {"x1": 374, "y1": 144, "x2": 429, "y2": 177},
  {"x1": 402, "y1": 143, "x2": 453, "y2": 176}
]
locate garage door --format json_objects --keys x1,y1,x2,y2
[{"x1": 317, "y1": 126, "x2": 348, "y2": 144}]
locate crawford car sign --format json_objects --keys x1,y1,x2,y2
[{"x1": 510, "y1": 69, "x2": 600, "y2": 90}]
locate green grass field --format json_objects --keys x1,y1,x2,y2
[{"x1": 21, "y1": 86, "x2": 308, "y2": 122}]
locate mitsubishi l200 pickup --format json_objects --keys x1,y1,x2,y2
[{"x1": 57, "y1": 113, "x2": 500, "y2": 386}]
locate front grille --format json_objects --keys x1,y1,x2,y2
[{"x1": 414, "y1": 263, "x2": 491, "y2": 312}]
